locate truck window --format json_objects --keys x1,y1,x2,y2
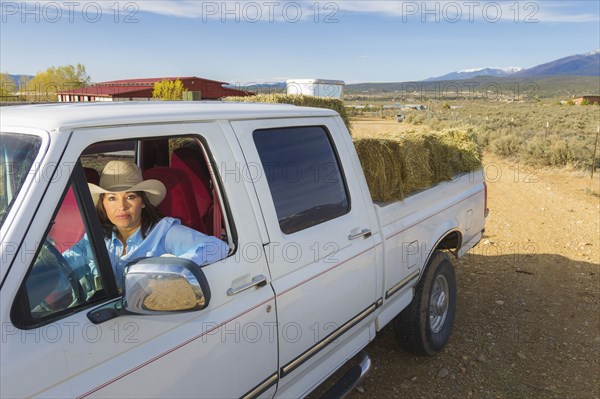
[
  {"x1": 12, "y1": 180, "x2": 111, "y2": 329},
  {"x1": 0, "y1": 133, "x2": 42, "y2": 228},
  {"x1": 253, "y1": 126, "x2": 350, "y2": 234},
  {"x1": 79, "y1": 136, "x2": 231, "y2": 243}
]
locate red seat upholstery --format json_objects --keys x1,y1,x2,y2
[
  {"x1": 50, "y1": 168, "x2": 101, "y2": 252},
  {"x1": 143, "y1": 167, "x2": 207, "y2": 233},
  {"x1": 50, "y1": 187, "x2": 84, "y2": 253},
  {"x1": 171, "y1": 147, "x2": 214, "y2": 234}
]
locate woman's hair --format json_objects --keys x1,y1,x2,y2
[{"x1": 96, "y1": 191, "x2": 162, "y2": 239}]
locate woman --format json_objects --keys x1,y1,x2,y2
[{"x1": 64, "y1": 160, "x2": 229, "y2": 290}]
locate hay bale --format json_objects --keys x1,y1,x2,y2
[
  {"x1": 438, "y1": 128, "x2": 482, "y2": 173},
  {"x1": 353, "y1": 127, "x2": 481, "y2": 202},
  {"x1": 354, "y1": 134, "x2": 433, "y2": 202},
  {"x1": 354, "y1": 138, "x2": 405, "y2": 202},
  {"x1": 397, "y1": 134, "x2": 433, "y2": 194},
  {"x1": 411, "y1": 132, "x2": 455, "y2": 181},
  {"x1": 224, "y1": 94, "x2": 352, "y2": 133}
]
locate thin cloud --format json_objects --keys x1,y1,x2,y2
[
  {"x1": 134, "y1": 1, "x2": 203, "y2": 18},
  {"x1": 136, "y1": 1, "x2": 600, "y2": 23},
  {"x1": 530, "y1": 1, "x2": 600, "y2": 23},
  {"x1": 6, "y1": 1, "x2": 598, "y2": 24},
  {"x1": 115, "y1": 0, "x2": 328, "y2": 22},
  {"x1": 337, "y1": 1, "x2": 599, "y2": 23},
  {"x1": 301, "y1": 1, "x2": 597, "y2": 24}
]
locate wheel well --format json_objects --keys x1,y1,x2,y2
[{"x1": 435, "y1": 230, "x2": 462, "y2": 258}]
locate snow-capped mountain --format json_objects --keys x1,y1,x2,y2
[
  {"x1": 512, "y1": 50, "x2": 600, "y2": 77},
  {"x1": 460, "y1": 66, "x2": 523, "y2": 74},
  {"x1": 424, "y1": 67, "x2": 523, "y2": 81},
  {"x1": 425, "y1": 50, "x2": 599, "y2": 81}
]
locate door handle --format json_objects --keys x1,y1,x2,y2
[
  {"x1": 348, "y1": 228, "x2": 372, "y2": 240},
  {"x1": 227, "y1": 275, "x2": 267, "y2": 296}
]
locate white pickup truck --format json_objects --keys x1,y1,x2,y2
[{"x1": 0, "y1": 102, "x2": 487, "y2": 398}]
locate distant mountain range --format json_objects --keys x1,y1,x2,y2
[
  {"x1": 424, "y1": 67, "x2": 523, "y2": 81},
  {"x1": 246, "y1": 50, "x2": 599, "y2": 93},
  {"x1": 512, "y1": 50, "x2": 600, "y2": 77},
  {"x1": 345, "y1": 75, "x2": 599, "y2": 98},
  {"x1": 425, "y1": 50, "x2": 599, "y2": 81},
  {"x1": 7, "y1": 50, "x2": 598, "y2": 96}
]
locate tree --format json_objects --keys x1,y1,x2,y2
[
  {"x1": 18, "y1": 75, "x2": 31, "y2": 87},
  {"x1": 580, "y1": 98, "x2": 591, "y2": 106},
  {"x1": 153, "y1": 79, "x2": 187, "y2": 100},
  {"x1": 26, "y1": 63, "x2": 90, "y2": 102},
  {"x1": 0, "y1": 73, "x2": 16, "y2": 97}
]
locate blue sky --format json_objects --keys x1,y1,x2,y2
[{"x1": 1, "y1": 1, "x2": 599, "y2": 84}]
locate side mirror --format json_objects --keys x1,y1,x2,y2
[{"x1": 123, "y1": 257, "x2": 211, "y2": 314}]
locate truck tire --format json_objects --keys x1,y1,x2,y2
[{"x1": 393, "y1": 251, "x2": 456, "y2": 356}]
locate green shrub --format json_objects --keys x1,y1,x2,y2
[
  {"x1": 405, "y1": 112, "x2": 426, "y2": 125},
  {"x1": 548, "y1": 138, "x2": 572, "y2": 166},
  {"x1": 522, "y1": 136, "x2": 549, "y2": 165},
  {"x1": 490, "y1": 134, "x2": 522, "y2": 157}
]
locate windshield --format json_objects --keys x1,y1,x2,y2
[{"x1": 0, "y1": 133, "x2": 42, "y2": 228}]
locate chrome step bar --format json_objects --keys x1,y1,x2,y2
[{"x1": 318, "y1": 351, "x2": 372, "y2": 399}]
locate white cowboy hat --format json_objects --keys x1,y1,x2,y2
[{"x1": 89, "y1": 160, "x2": 166, "y2": 207}]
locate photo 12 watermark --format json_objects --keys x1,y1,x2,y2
[
  {"x1": 192, "y1": 1, "x2": 340, "y2": 23},
  {"x1": 1, "y1": 1, "x2": 140, "y2": 23},
  {"x1": 0, "y1": 1, "x2": 343, "y2": 24},
  {"x1": 200, "y1": 320, "x2": 341, "y2": 345},
  {"x1": 2, "y1": 320, "x2": 139, "y2": 344},
  {"x1": 395, "y1": 1, "x2": 540, "y2": 23}
]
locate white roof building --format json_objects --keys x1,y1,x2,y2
[{"x1": 286, "y1": 79, "x2": 345, "y2": 100}]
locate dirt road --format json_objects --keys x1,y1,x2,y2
[{"x1": 331, "y1": 121, "x2": 600, "y2": 398}]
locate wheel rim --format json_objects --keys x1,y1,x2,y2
[{"x1": 429, "y1": 274, "x2": 449, "y2": 334}]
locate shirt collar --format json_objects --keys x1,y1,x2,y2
[{"x1": 110, "y1": 227, "x2": 144, "y2": 246}]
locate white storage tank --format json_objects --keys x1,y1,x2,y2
[{"x1": 286, "y1": 78, "x2": 345, "y2": 100}]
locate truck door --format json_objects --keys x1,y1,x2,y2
[
  {"x1": 232, "y1": 118, "x2": 381, "y2": 397},
  {"x1": 1, "y1": 123, "x2": 278, "y2": 399}
]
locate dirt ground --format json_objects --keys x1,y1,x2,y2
[{"x1": 329, "y1": 119, "x2": 600, "y2": 399}]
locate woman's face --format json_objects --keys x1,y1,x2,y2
[{"x1": 102, "y1": 192, "x2": 144, "y2": 235}]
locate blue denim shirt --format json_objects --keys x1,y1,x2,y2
[{"x1": 63, "y1": 217, "x2": 229, "y2": 289}]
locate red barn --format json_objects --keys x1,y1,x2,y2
[
  {"x1": 57, "y1": 76, "x2": 253, "y2": 102},
  {"x1": 573, "y1": 96, "x2": 600, "y2": 105}
]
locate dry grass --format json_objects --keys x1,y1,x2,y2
[{"x1": 374, "y1": 100, "x2": 599, "y2": 170}]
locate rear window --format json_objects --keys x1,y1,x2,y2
[
  {"x1": 253, "y1": 126, "x2": 349, "y2": 234},
  {"x1": 0, "y1": 133, "x2": 42, "y2": 228}
]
